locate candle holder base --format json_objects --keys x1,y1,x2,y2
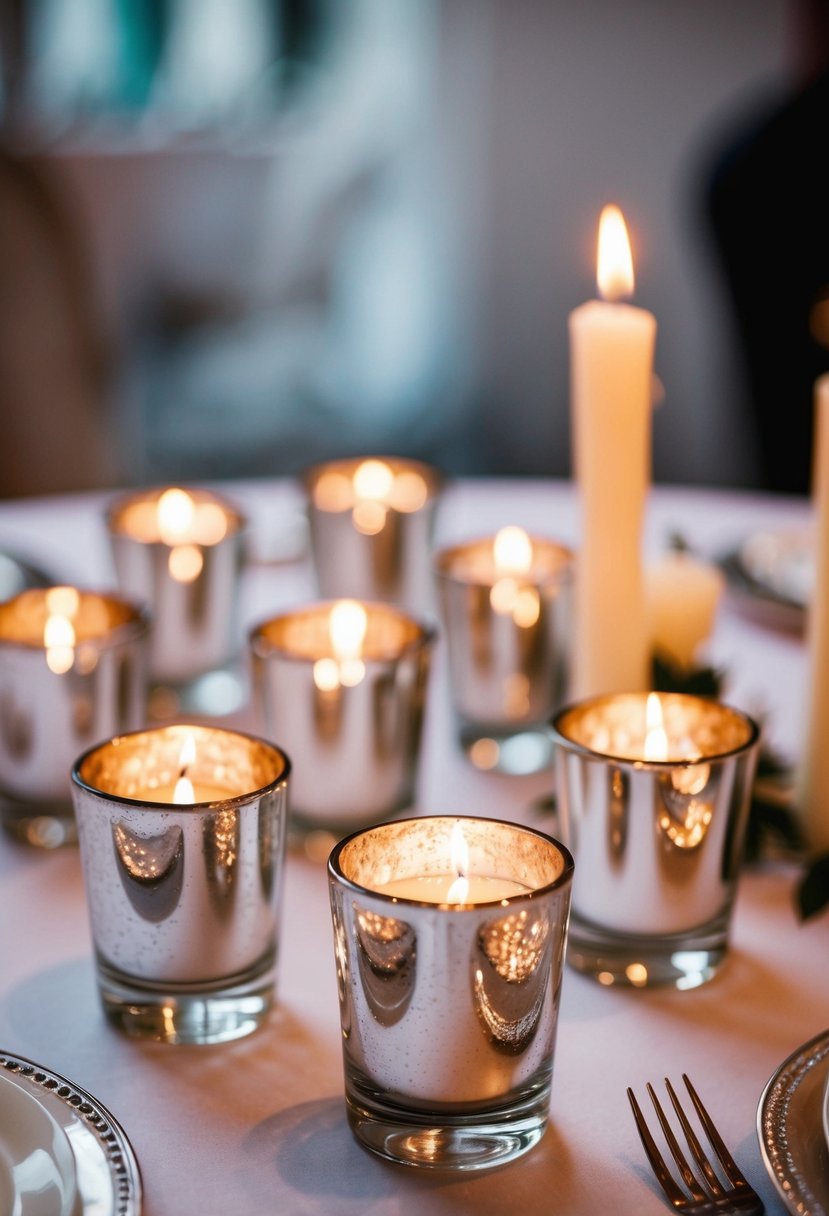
[
  {"x1": 565, "y1": 912, "x2": 728, "y2": 990},
  {"x1": 95, "y1": 956, "x2": 276, "y2": 1045},
  {"x1": 1, "y1": 797, "x2": 76, "y2": 849},
  {"x1": 344, "y1": 1073, "x2": 550, "y2": 1171},
  {"x1": 459, "y1": 722, "x2": 555, "y2": 776}
]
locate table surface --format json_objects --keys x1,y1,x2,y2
[{"x1": 0, "y1": 477, "x2": 827, "y2": 1216}]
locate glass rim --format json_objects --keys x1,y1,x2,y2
[
  {"x1": 71, "y1": 722, "x2": 291, "y2": 809},
  {"x1": 328, "y1": 814, "x2": 575, "y2": 909},
  {"x1": 0, "y1": 589, "x2": 151, "y2": 653},
  {"x1": 248, "y1": 600, "x2": 438, "y2": 663},
  {"x1": 551, "y1": 691, "x2": 761, "y2": 768}
]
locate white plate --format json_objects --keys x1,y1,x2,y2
[
  {"x1": 723, "y1": 527, "x2": 813, "y2": 632},
  {"x1": 0, "y1": 1054, "x2": 142, "y2": 1216},
  {"x1": 0, "y1": 1070, "x2": 78, "y2": 1216},
  {"x1": 757, "y1": 1028, "x2": 829, "y2": 1215}
]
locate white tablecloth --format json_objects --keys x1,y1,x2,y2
[{"x1": 0, "y1": 478, "x2": 826, "y2": 1215}]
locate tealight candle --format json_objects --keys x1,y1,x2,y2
[
  {"x1": 434, "y1": 529, "x2": 573, "y2": 773},
  {"x1": 374, "y1": 823, "x2": 531, "y2": 903},
  {"x1": 0, "y1": 587, "x2": 149, "y2": 847},
  {"x1": 552, "y1": 691, "x2": 760, "y2": 989},
  {"x1": 106, "y1": 486, "x2": 246, "y2": 699},
  {"x1": 303, "y1": 456, "x2": 441, "y2": 609},
  {"x1": 71, "y1": 723, "x2": 290, "y2": 1044},
  {"x1": 645, "y1": 551, "x2": 724, "y2": 669},
  {"x1": 249, "y1": 600, "x2": 434, "y2": 835},
  {"x1": 327, "y1": 816, "x2": 573, "y2": 1171},
  {"x1": 569, "y1": 204, "x2": 657, "y2": 698}
]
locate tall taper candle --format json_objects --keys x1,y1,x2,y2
[
  {"x1": 798, "y1": 373, "x2": 829, "y2": 853},
  {"x1": 569, "y1": 204, "x2": 657, "y2": 697}
]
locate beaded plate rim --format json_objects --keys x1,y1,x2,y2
[
  {"x1": 0, "y1": 1050, "x2": 142, "y2": 1216},
  {"x1": 757, "y1": 1028, "x2": 829, "y2": 1216}
]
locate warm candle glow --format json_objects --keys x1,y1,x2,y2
[
  {"x1": 353, "y1": 459, "x2": 394, "y2": 502},
  {"x1": 389, "y1": 470, "x2": 429, "y2": 513},
  {"x1": 43, "y1": 585, "x2": 80, "y2": 674},
  {"x1": 489, "y1": 527, "x2": 540, "y2": 625},
  {"x1": 157, "y1": 488, "x2": 195, "y2": 543},
  {"x1": 173, "y1": 734, "x2": 197, "y2": 804},
  {"x1": 493, "y1": 526, "x2": 533, "y2": 575},
  {"x1": 312, "y1": 599, "x2": 369, "y2": 689},
  {"x1": 597, "y1": 204, "x2": 635, "y2": 302},
  {"x1": 330, "y1": 599, "x2": 368, "y2": 657},
  {"x1": 643, "y1": 693, "x2": 668, "y2": 762},
  {"x1": 446, "y1": 822, "x2": 470, "y2": 904}
]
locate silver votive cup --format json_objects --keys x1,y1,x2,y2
[
  {"x1": 328, "y1": 815, "x2": 574, "y2": 1171},
  {"x1": 0, "y1": 587, "x2": 149, "y2": 848},
  {"x1": 552, "y1": 692, "x2": 761, "y2": 990},
  {"x1": 434, "y1": 533, "x2": 574, "y2": 775},
  {"x1": 106, "y1": 486, "x2": 246, "y2": 715},
  {"x1": 249, "y1": 600, "x2": 434, "y2": 842},
  {"x1": 71, "y1": 723, "x2": 290, "y2": 1044},
  {"x1": 303, "y1": 457, "x2": 441, "y2": 611}
]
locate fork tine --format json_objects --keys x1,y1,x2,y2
[
  {"x1": 665, "y1": 1078, "x2": 724, "y2": 1198},
  {"x1": 645, "y1": 1082, "x2": 707, "y2": 1203},
  {"x1": 626, "y1": 1086, "x2": 689, "y2": 1208},
  {"x1": 681, "y1": 1073, "x2": 751, "y2": 1189}
]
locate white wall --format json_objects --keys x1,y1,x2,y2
[{"x1": 438, "y1": 0, "x2": 791, "y2": 486}]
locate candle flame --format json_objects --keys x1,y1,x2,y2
[
  {"x1": 493, "y1": 526, "x2": 533, "y2": 575},
  {"x1": 173, "y1": 733, "x2": 198, "y2": 804},
  {"x1": 597, "y1": 204, "x2": 634, "y2": 302},
  {"x1": 329, "y1": 600, "x2": 367, "y2": 659},
  {"x1": 446, "y1": 822, "x2": 470, "y2": 904},
  {"x1": 43, "y1": 586, "x2": 79, "y2": 674},
  {"x1": 644, "y1": 693, "x2": 668, "y2": 762},
  {"x1": 353, "y1": 459, "x2": 394, "y2": 502},
  {"x1": 327, "y1": 599, "x2": 368, "y2": 688},
  {"x1": 157, "y1": 488, "x2": 195, "y2": 544}
]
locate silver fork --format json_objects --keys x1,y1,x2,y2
[{"x1": 627, "y1": 1074, "x2": 765, "y2": 1215}]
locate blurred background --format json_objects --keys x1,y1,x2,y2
[{"x1": 0, "y1": 0, "x2": 826, "y2": 499}]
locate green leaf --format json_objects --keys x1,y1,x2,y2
[
  {"x1": 651, "y1": 652, "x2": 725, "y2": 698},
  {"x1": 797, "y1": 852, "x2": 829, "y2": 920}
]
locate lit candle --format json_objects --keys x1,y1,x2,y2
[
  {"x1": 303, "y1": 456, "x2": 441, "y2": 609},
  {"x1": 0, "y1": 587, "x2": 149, "y2": 847},
  {"x1": 645, "y1": 551, "x2": 724, "y2": 669},
  {"x1": 433, "y1": 531, "x2": 573, "y2": 772},
  {"x1": 250, "y1": 600, "x2": 434, "y2": 833},
  {"x1": 327, "y1": 815, "x2": 574, "y2": 1153},
  {"x1": 569, "y1": 204, "x2": 657, "y2": 697},
  {"x1": 798, "y1": 373, "x2": 829, "y2": 853},
  {"x1": 552, "y1": 692, "x2": 760, "y2": 986},
  {"x1": 374, "y1": 822, "x2": 530, "y2": 904},
  {"x1": 107, "y1": 486, "x2": 246, "y2": 689},
  {"x1": 71, "y1": 723, "x2": 290, "y2": 1042},
  {"x1": 84, "y1": 722, "x2": 264, "y2": 805}
]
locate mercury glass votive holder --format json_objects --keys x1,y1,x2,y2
[
  {"x1": 303, "y1": 456, "x2": 441, "y2": 611},
  {"x1": 433, "y1": 532, "x2": 574, "y2": 775},
  {"x1": 328, "y1": 815, "x2": 574, "y2": 1171},
  {"x1": 71, "y1": 724, "x2": 290, "y2": 1044},
  {"x1": 552, "y1": 692, "x2": 761, "y2": 990},
  {"x1": 0, "y1": 587, "x2": 149, "y2": 848},
  {"x1": 106, "y1": 486, "x2": 247, "y2": 716},
  {"x1": 249, "y1": 600, "x2": 434, "y2": 843}
]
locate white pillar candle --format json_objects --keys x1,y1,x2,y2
[
  {"x1": 645, "y1": 551, "x2": 724, "y2": 669},
  {"x1": 798, "y1": 373, "x2": 829, "y2": 854},
  {"x1": 569, "y1": 205, "x2": 657, "y2": 697}
]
